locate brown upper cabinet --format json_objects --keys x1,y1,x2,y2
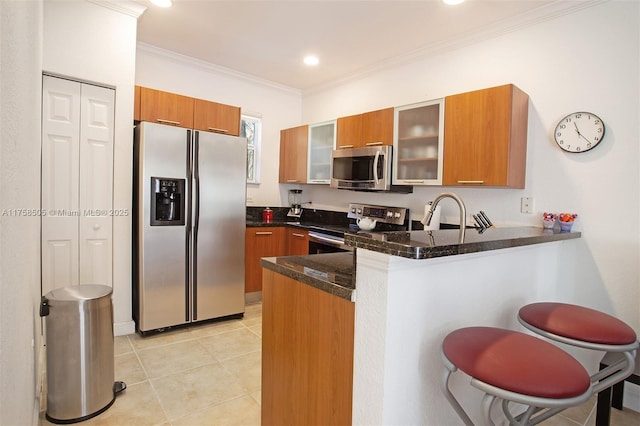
[
  {"x1": 279, "y1": 125, "x2": 309, "y2": 184},
  {"x1": 443, "y1": 84, "x2": 529, "y2": 188},
  {"x1": 135, "y1": 86, "x2": 241, "y2": 135},
  {"x1": 193, "y1": 98, "x2": 241, "y2": 136},
  {"x1": 336, "y1": 107, "x2": 393, "y2": 148},
  {"x1": 137, "y1": 86, "x2": 194, "y2": 129},
  {"x1": 336, "y1": 113, "x2": 362, "y2": 149}
]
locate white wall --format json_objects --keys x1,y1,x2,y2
[
  {"x1": 43, "y1": 0, "x2": 143, "y2": 335},
  {"x1": 0, "y1": 1, "x2": 43, "y2": 424},
  {"x1": 135, "y1": 45, "x2": 303, "y2": 208},
  {"x1": 301, "y1": 1, "x2": 640, "y2": 331},
  {"x1": 133, "y1": 1, "x2": 639, "y2": 332},
  {"x1": 353, "y1": 240, "x2": 600, "y2": 425}
]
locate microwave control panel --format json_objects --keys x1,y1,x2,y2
[{"x1": 347, "y1": 203, "x2": 408, "y2": 225}]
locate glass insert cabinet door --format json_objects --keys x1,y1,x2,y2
[
  {"x1": 307, "y1": 120, "x2": 336, "y2": 184},
  {"x1": 393, "y1": 98, "x2": 444, "y2": 185}
]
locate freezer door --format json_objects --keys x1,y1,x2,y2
[
  {"x1": 193, "y1": 131, "x2": 247, "y2": 321},
  {"x1": 136, "y1": 122, "x2": 190, "y2": 331}
]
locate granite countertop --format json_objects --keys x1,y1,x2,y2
[
  {"x1": 345, "y1": 227, "x2": 581, "y2": 260},
  {"x1": 258, "y1": 226, "x2": 581, "y2": 300},
  {"x1": 260, "y1": 252, "x2": 355, "y2": 301},
  {"x1": 246, "y1": 220, "x2": 302, "y2": 228}
]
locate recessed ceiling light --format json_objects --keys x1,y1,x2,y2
[
  {"x1": 304, "y1": 56, "x2": 319, "y2": 66},
  {"x1": 150, "y1": 0, "x2": 172, "y2": 7},
  {"x1": 443, "y1": 0, "x2": 464, "y2": 5}
]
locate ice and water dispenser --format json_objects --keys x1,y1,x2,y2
[{"x1": 150, "y1": 177, "x2": 185, "y2": 226}]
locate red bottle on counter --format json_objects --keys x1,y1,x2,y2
[{"x1": 262, "y1": 207, "x2": 273, "y2": 223}]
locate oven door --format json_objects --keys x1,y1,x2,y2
[
  {"x1": 308, "y1": 231, "x2": 353, "y2": 254},
  {"x1": 330, "y1": 146, "x2": 391, "y2": 191}
]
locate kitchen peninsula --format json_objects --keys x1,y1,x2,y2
[{"x1": 261, "y1": 227, "x2": 583, "y2": 425}]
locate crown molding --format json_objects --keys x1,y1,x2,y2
[
  {"x1": 136, "y1": 42, "x2": 302, "y2": 96},
  {"x1": 303, "y1": 0, "x2": 609, "y2": 95},
  {"x1": 88, "y1": 0, "x2": 147, "y2": 19}
]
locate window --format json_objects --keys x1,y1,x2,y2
[{"x1": 241, "y1": 113, "x2": 261, "y2": 184}]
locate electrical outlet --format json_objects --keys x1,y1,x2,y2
[{"x1": 521, "y1": 197, "x2": 534, "y2": 214}]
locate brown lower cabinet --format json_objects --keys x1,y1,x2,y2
[
  {"x1": 262, "y1": 268, "x2": 355, "y2": 426},
  {"x1": 245, "y1": 227, "x2": 286, "y2": 293},
  {"x1": 245, "y1": 227, "x2": 309, "y2": 293},
  {"x1": 285, "y1": 228, "x2": 309, "y2": 255}
]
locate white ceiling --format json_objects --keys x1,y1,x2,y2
[{"x1": 134, "y1": 0, "x2": 589, "y2": 92}]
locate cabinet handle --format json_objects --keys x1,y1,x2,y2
[
  {"x1": 255, "y1": 231, "x2": 273, "y2": 235},
  {"x1": 339, "y1": 145, "x2": 355, "y2": 149},
  {"x1": 457, "y1": 180, "x2": 485, "y2": 184},
  {"x1": 403, "y1": 180, "x2": 426, "y2": 184},
  {"x1": 286, "y1": 179, "x2": 299, "y2": 183},
  {"x1": 157, "y1": 119, "x2": 181, "y2": 126},
  {"x1": 291, "y1": 233, "x2": 305, "y2": 238},
  {"x1": 208, "y1": 127, "x2": 229, "y2": 134},
  {"x1": 364, "y1": 141, "x2": 384, "y2": 146}
]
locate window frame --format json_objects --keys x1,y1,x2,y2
[{"x1": 241, "y1": 113, "x2": 261, "y2": 184}]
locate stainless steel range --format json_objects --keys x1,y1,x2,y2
[
  {"x1": 347, "y1": 203, "x2": 408, "y2": 227},
  {"x1": 307, "y1": 204, "x2": 409, "y2": 254}
]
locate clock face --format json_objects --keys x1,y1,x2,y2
[{"x1": 554, "y1": 112, "x2": 605, "y2": 153}]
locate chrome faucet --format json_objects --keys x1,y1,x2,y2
[{"x1": 422, "y1": 192, "x2": 467, "y2": 244}]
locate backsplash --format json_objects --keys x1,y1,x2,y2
[{"x1": 246, "y1": 206, "x2": 351, "y2": 226}]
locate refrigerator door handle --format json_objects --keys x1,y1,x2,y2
[
  {"x1": 192, "y1": 131, "x2": 200, "y2": 321},
  {"x1": 185, "y1": 129, "x2": 193, "y2": 323}
]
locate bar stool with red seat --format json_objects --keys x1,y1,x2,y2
[
  {"x1": 518, "y1": 302, "x2": 638, "y2": 399},
  {"x1": 441, "y1": 326, "x2": 593, "y2": 425}
]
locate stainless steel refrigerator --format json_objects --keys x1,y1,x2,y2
[{"x1": 133, "y1": 121, "x2": 246, "y2": 334}]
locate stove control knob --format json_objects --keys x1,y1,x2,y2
[
  {"x1": 386, "y1": 212, "x2": 394, "y2": 218},
  {"x1": 357, "y1": 208, "x2": 362, "y2": 214},
  {"x1": 394, "y1": 212, "x2": 402, "y2": 218}
]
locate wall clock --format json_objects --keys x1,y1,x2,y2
[{"x1": 554, "y1": 112, "x2": 605, "y2": 153}]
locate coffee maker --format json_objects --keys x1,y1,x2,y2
[{"x1": 287, "y1": 189, "x2": 303, "y2": 218}]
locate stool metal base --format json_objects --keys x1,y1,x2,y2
[
  {"x1": 595, "y1": 352, "x2": 640, "y2": 426},
  {"x1": 442, "y1": 349, "x2": 593, "y2": 426}
]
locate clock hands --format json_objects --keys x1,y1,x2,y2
[{"x1": 573, "y1": 122, "x2": 591, "y2": 144}]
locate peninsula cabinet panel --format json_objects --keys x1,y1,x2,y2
[
  {"x1": 138, "y1": 86, "x2": 194, "y2": 129},
  {"x1": 443, "y1": 84, "x2": 529, "y2": 188},
  {"x1": 262, "y1": 269, "x2": 354, "y2": 426},
  {"x1": 279, "y1": 125, "x2": 309, "y2": 184},
  {"x1": 245, "y1": 227, "x2": 286, "y2": 293},
  {"x1": 193, "y1": 98, "x2": 241, "y2": 136}
]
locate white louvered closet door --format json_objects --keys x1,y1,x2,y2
[{"x1": 41, "y1": 75, "x2": 114, "y2": 295}]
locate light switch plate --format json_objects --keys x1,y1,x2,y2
[{"x1": 521, "y1": 197, "x2": 534, "y2": 214}]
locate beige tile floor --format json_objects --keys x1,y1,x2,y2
[
  {"x1": 41, "y1": 302, "x2": 263, "y2": 426},
  {"x1": 40, "y1": 300, "x2": 639, "y2": 425}
]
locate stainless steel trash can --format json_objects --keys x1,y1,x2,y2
[{"x1": 40, "y1": 284, "x2": 125, "y2": 424}]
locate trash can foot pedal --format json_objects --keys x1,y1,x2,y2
[{"x1": 114, "y1": 381, "x2": 127, "y2": 395}]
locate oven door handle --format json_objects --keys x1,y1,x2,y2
[
  {"x1": 309, "y1": 233, "x2": 344, "y2": 246},
  {"x1": 308, "y1": 232, "x2": 352, "y2": 251}
]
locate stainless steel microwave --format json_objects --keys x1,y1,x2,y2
[{"x1": 331, "y1": 145, "x2": 406, "y2": 192}]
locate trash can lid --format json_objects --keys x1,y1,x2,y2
[{"x1": 45, "y1": 284, "x2": 112, "y2": 301}]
